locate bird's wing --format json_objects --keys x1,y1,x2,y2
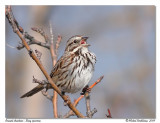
[{"x1": 50, "y1": 53, "x2": 75, "y2": 83}]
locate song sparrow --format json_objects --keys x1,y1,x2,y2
[{"x1": 21, "y1": 35, "x2": 96, "y2": 98}]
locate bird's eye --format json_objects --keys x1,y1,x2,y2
[{"x1": 73, "y1": 40, "x2": 77, "y2": 43}]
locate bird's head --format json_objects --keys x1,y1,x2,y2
[{"x1": 65, "y1": 35, "x2": 90, "y2": 52}]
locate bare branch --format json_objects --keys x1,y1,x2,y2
[
  {"x1": 90, "y1": 108, "x2": 97, "y2": 116},
  {"x1": 32, "y1": 76, "x2": 53, "y2": 101},
  {"x1": 17, "y1": 32, "x2": 50, "y2": 50},
  {"x1": 6, "y1": 6, "x2": 85, "y2": 118},
  {"x1": 41, "y1": 90, "x2": 53, "y2": 101},
  {"x1": 35, "y1": 49, "x2": 42, "y2": 62},
  {"x1": 63, "y1": 76, "x2": 104, "y2": 118},
  {"x1": 106, "y1": 109, "x2": 112, "y2": 118},
  {"x1": 31, "y1": 27, "x2": 49, "y2": 43},
  {"x1": 49, "y1": 21, "x2": 59, "y2": 118},
  {"x1": 63, "y1": 110, "x2": 75, "y2": 118},
  {"x1": 32, "y1": 76, "x2": 47, "y2": 85},
  {"x1": 55, "y1": 35, "x2": 62, "y2": 55},
  {"x1": 49, "y1": 21, "x2": 57, "y2": 66},
  {"x1": 6, "y1": 43, "x2": 16, "y2": 49},
  {"x1": 49, "y1": 21, "x2": 54, "y2": 44},
  {"x1": 6, "y1": 6, "x2": 18, "y2": 33},
  {"x1": 85, "y1": 92, "x2": 92, "y2": 118}
]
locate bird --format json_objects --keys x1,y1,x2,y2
[{"x1": 21, "y1": 35, "x2": 96, "y2": 98}]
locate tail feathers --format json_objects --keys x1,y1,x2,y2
[{"x1": 20, "y1": 85, "x2": 44, "y2": 98}]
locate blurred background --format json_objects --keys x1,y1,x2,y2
[{"x1": 5, "y1": 6, "x2": 155, "y2": 119}]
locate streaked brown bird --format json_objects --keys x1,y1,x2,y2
[{"x1": 21, "y1": 35, "x2": 96, "y2": 98}]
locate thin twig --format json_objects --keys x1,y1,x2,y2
[
  {"x1": 32, "y1": 76, "x2": 53, "y2": 101},
  {"x1": 75, "y1": 76, "x2": 104, "y2": 106},
  {"x1": 6, "y1": 43, "x2": 16, "y2": 48},
  {"x1": 6, "y1": 6, "x2": 18, "y2": 33},
  {"x1": 32, "y1": 76, "x2": 47, "y2": 85},
  {"x1": 35, "y1": 49, "x2": 42, "y2": 62},
  {"x1": 90, "y1": 108, "x2": 97, "y2": 117},
  {"x1": 6, "y1": 6, "x2": 84, "y2": 118},
  {"x1": 41, "y1": 90, "x2": 53, "y2": 101},
  {"x1": 49, "y1": 21, "x2": 58, "y2": 118},
  {"x1": 55, "y1": 35, "x2": 62, "y2": 55},
  {"x1": 17, "y1": 32, "x2": 50, "y2": 50},
  {"x1": 31, "y1": 27, "x2": 49, "y2": 43},
  {"x1": 85, "y1": 92, "x2": 92, "y2": 118},
  {"x1": 53, "y1": 91, "x2": 58, "y2": 118},
  {"x1": 49, "y1": 21, "x2": 57, "y2": 66},
  {"x1": 63, "y1": 76, "x2": 104, "y2": 118},
  {"x1": 49, "y1": 23, "x2": 62, "y2": 119},
  {"x1": 106, "y1": 109, "x2": 112, "y2": 118}
]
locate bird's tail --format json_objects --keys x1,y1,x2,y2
[{"x1": 20, "y1": 84, "x2": 44, "y2": 98}]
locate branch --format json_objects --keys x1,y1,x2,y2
[
  {"x1": 85, "y1": 92, "x2": 92, "y2": 118},
  {"x1": 32, "y1": 76, "x2": 47, "y2": 85},
  {"x1": 31, "y1": 27, "x2": 49, "y2": 43},
  {"x1": 34, "y1": 49, "x2": 54, "y2": 102},
  {"x1": 41, "y1": 90, "x2": 53, "y2": 101},
  {"x1": 17, "y1": 32, "x2": 50, "y2": 50},
  {"x1": 63, "y1": 76, "x2": 104, "y2": 118},
  {"x1": 106, "y1": 109, "x2": 112, "y2": 118},
  {"x1": 35, "y1": 49, "x2": 42, "y2": 62},
  {"x1": 49, "y1": 21, "x2": 59, "y2": 118},
  {"x1": 6, "y1": 6, "x2": 84, "y2": 118},
  {"x1": 49, "y1": 21, "x2": 57, "y2": 66},
  {"x1": 32, "y1": 76, "x2": 53, "y2": 101},
  {"x1": 55, "y1": 35, "x2": 62, "y2": 55}
]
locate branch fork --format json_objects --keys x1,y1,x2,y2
[
  {"x1": 6, "y1": 5, "x2": 84, "y2": 118},
  {"x1": 6, "y1": 5, "x2": 107, "y2": 118}
]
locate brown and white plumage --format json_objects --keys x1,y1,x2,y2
[{"x1": 21, "y1": 35, "x2": 96, "y2": 98}]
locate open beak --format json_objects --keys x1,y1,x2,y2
[{"x1": 81, "y1": 37, "x2": 90, "y2": 47}]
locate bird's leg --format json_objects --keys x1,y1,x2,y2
[{"x1": 80, "y1": 85, "x2": 91, "y2": 95}]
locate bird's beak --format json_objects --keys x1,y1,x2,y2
[
  {"x1": 82, "y1": 37, "x2": 89, "y2": 41},
  {"x1": 81, "y1": 37, "x2": 90, "y2": 47}
]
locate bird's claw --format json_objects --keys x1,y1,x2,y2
[{"x1": 80, "y1": 85, "x2": 91, "y2": 95}]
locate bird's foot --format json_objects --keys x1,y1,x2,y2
[
  {"x1": 61, "y1": 91, "x2": 65, "y2": 95},
  {"x1": 80, "y1": 85, "x2": 91, "y2": 95}
]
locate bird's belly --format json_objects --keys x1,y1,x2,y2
[{"x1": 62, "y1": 65, "x2": 93, "y2": 93}]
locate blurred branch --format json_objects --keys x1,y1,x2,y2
[
  {"x1": 35, "y1": 49, "x2": 42, "y2": 62},
  {"x1": 85, "y1": 92, "x2": 92, "y2": 118},
  {"x1": 49, "y1": 21, "x2": 61, "y2": 118},
  {"x1": 6, "y1": 43, "x2": 16, "y2": 49},
  {"x1": 106, "y1": 109, "x2": 112, "y2": 118},
  {"x1": 31, "y1": 27, "x2": 49, "y2": 43},
  {"x1": 32, "y1": 76, "x2": 47, "y2": 85},
  {"x1": 17, "y1": 32, "x2": 50, "y2": 50},
  {"x1": 17, "y1": 25, "x2": 50, "y2": 50},
  {"x1": 5, "y1": 5, "x2": 84, "y2": 118},
  {"x1": 63, "y1": 76, "x2": 104, "y2": 118},
  {"x1": 55, "y1": 35, "x2": 62, "y2": 55},
  {"x1": 41, "y1": 90, "x2": 53, "y2": 101},
  {"x1": 49, "y1": 21, "x2": 57, "y2": 66}
]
